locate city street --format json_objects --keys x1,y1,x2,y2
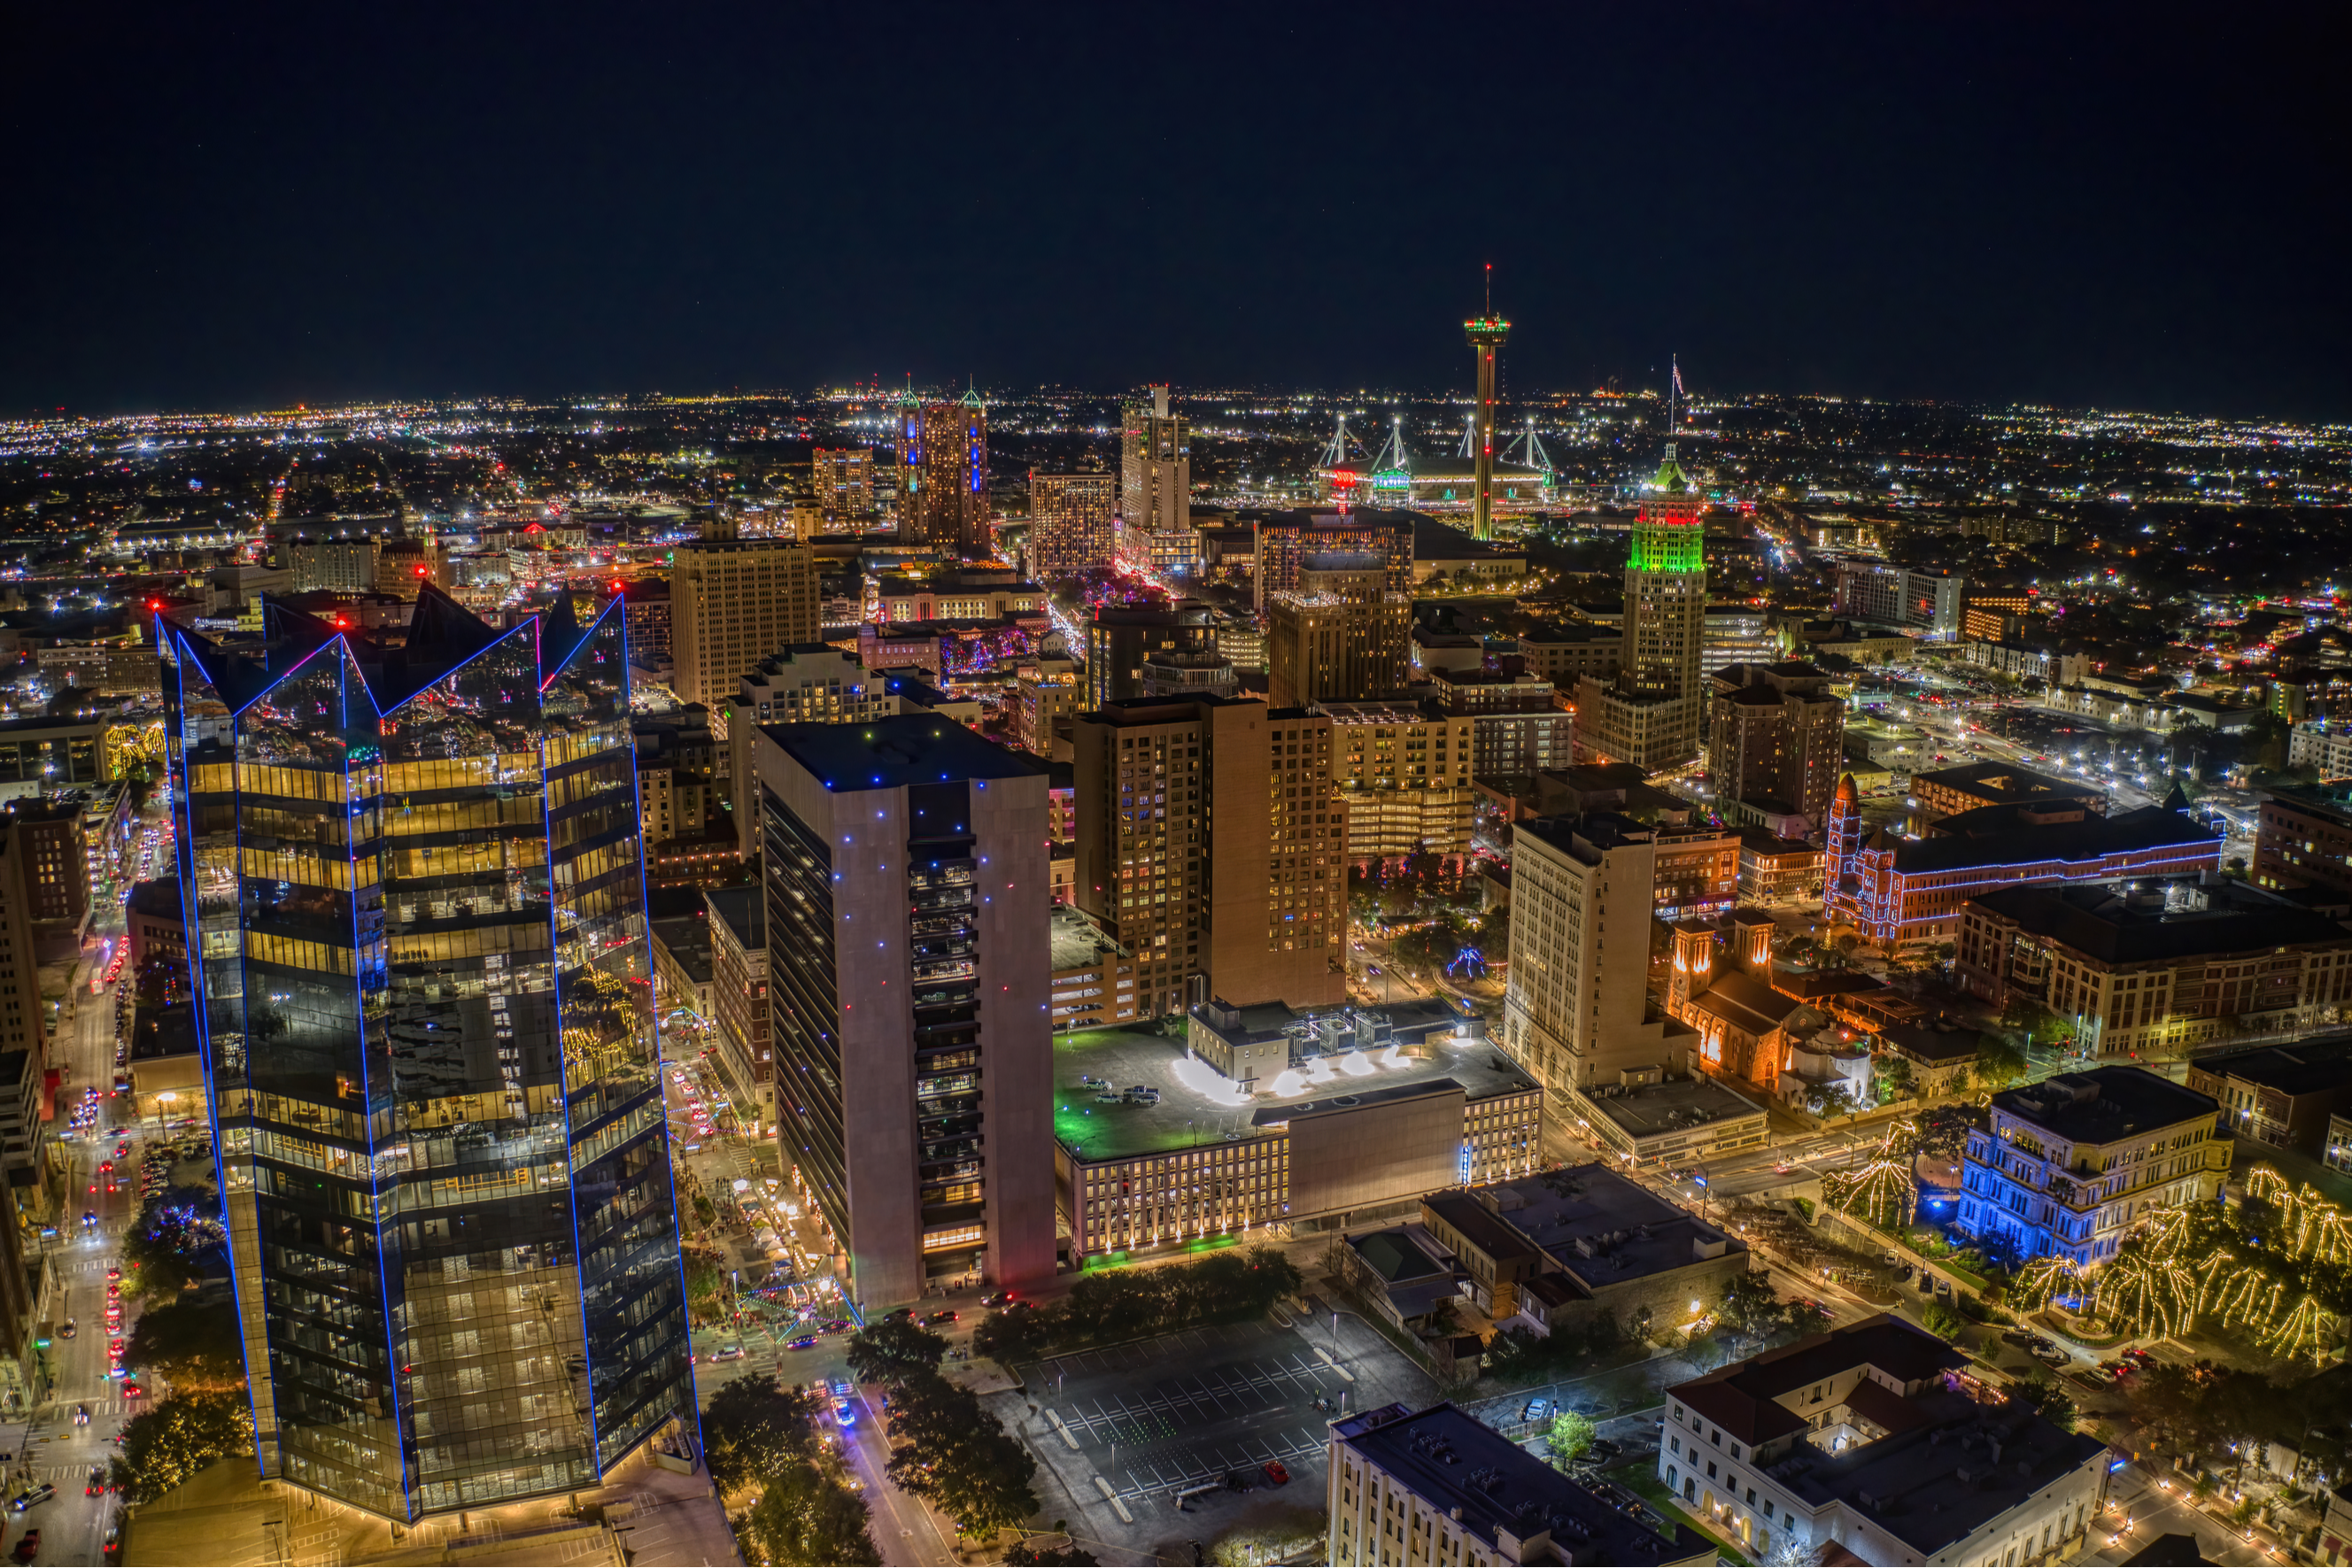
[{"x1": 2, "y1": 818, "x2": 163, "y2": 1567}]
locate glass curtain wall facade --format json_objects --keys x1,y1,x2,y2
[{"x1": 160, "y1": 591, "x2": 694, "y2": 1520}]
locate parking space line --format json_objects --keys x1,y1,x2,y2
[{"x1": 1197, "y1": 1372, "x2": 1242, "y2": 1414}]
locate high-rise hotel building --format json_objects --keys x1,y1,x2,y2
[
  {"x1": 902, "y1": 390, "x2": 991, "y2": 557},
  {"x1": 669, "y1": 527, "x2": 819, "y2": 709},
  {"x1": 1575, "y1": 447, "x2": 1710, "y2": 772},
  {"x1": 1115, "y1": 386, "x2": 1195, "y2": 576},
  {"x1": 1074, "y1": 696, "x2": 1347, "y2": 1019},
  {"x1": 1027, "y1": 470, "x2": 1118, "y2": 579},
  {"x1": 160, "y1": 590, "x2": 694, "y2": 1518},
  {"x1": 754, "y1": 716, "x2": 1056, "y2": 1306}
]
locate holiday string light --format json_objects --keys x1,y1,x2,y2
[
  {"x1": 1822, "y1": 1116, "x2": 1922, "y2": 1231},
  {"x1": 2066, "y1": 1164, "x2": 2345, "y2": 1363}
]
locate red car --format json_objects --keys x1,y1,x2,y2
[{"x1": 1263, "y1": 1461, "x2": 1290, "y2": 1487}]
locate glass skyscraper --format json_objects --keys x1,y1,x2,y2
[{"x1": 161, "y1": 589, "x2": 695, "y2": 1519}]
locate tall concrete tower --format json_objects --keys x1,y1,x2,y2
[{"x1": 1464, "y1": 274, "x2": 1511, "y2": 542}]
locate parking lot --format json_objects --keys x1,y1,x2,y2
[{"x1": 1026, "y1": 1321, "x2": 1353, "y2": 1505}]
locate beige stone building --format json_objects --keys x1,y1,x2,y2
[
  {"x1": 1266, "y1": 553, "x2": 1412, "y2": 707},
  {"x1": 1321, "y1": 700, "x2": 1474, "y2": 861},
  {"x1": 669, "y1": 534, "x2": 819, "y2": 708},
  {"x1": 1499, "y1": 815, "x2": 1688, "y2": 1097},
  {"x1": 1073, "y1": 696, "x2": 1346, "y2": 1017}
]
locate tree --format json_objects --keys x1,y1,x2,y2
[
  {"x1": 1919, "y1": 1299, "x2": 1969, "y2": 1341},
  {"x1": 1830, "y1": 933, "x2": 1861, "y2": 969},
  {"x1": 1876, "y1": 1054, "x2": 1914, "y2": 1105},
  {"x1": 120, "y1": 1184, "x2": 227, "y2": 1302},
  {"x1": 1805, "y1": 1081, "x2": 1858, "y2": 1120},
  {"x1": 1998, "y1": 995, "x2": 2072, "y2": 1047},
  {"x1": 110, "y1": 1389, "x2": 254, "y2": 1502},
  {"x1": 1975, "y1": 1033, "x2": 2030, "y2": 1089},
  {"x1": 703, "y1": 1374, "x2": 825, "y2": 1495},
  {"x1": 2009, "y1": 1373, "x2": 2078, "y2": 1433},
  {"x1": 846, "y1": 1317, "x2": 948, "y2": 1386},
  {"x1": 740, "y1": 1456, "x2": 883, "y2": 1566},
  {"x1": 1545, "y1": 1409, "x2": 1598, "y2": 1470},
  {"x1": 886, "y1": 1368, "x2": 1038, "y2": 1535},
  {"x1": 124, "y1": 1297, "x2": 244, "y2": 1389},
  {"x1": 1718, "y1": 1271, "x2": 1791, "y2": 1342},
  {"x1": 971, "y1": 1306, "x2": 1048, "y2": 1366}
]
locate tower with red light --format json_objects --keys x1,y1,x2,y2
[{"x1": 1464, "y1": 267, "x2": 1511, "y2": 542}]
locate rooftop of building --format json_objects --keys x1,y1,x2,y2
[
  {"x1": 1048, "y1": 906, "x2": 1125, "y2": 972},
  {"x1": 1582, "y1": 1072, "x2": 1767, "y2": 1143},
  {"x1": 1870, "y1": 803, "x2": 2217, "y2": 875},
  {"x1": 672, "y1": 535, "x2": 811, "y2": 554},
  {"x1": 1536, "y1": 761, "x2": 1650, "y2": 792},
  {"x1": 1991, "y1": 1066, "x2": 2218, "y2": 1146},
  {"x1": 703, "y1": 885, "x2": 762, "y2": 953},
  {"x1": 1965, "y1": 880, "x2": 2352, "y2": 964},
  {"x1": 1348, "y1": 1223, "x2": 1455, "y2": 1286},
  {"x1": 1520, "y1": 621, "x2": 1618, "y2": 645},
  {"x1": 1736, "y1": 827, "x2": 1823, "y2": 860},
  {"x1": 1429, "y1": 670, "x2": 1553, "y2": 691},
  {"x1": 2193, "y1": 1036, "x2": 2352, "y2": 1096},
  {"x1": 1090, "y1": 600, "x2": 1212, "y2": 627},
  {"x1": 1451, "y1": 1162, "x2": 1745, "y2": 1286},
  {"x1": 1320, "y1": 698, "x2": 1451, "y2": 726},
  {"x1": 1330, "y1": 1402, "x2": 1697, "y2": 1566},
  {"x1": 753, "y1": 641, "x2": 869, "y2": 666},
  {"x1": 1877, "y1": 1019, "x2": 1982, "y2": 1063},
  {"x1": 1051, "y1": 1017, "x2": 1535, "y2": 1162},
  {"x1": 1515, "y1": 812, "x2": 1658, "y2": 863},
  {"x1": 1910, "y1": 760, "x2": 2106, "y2": 805},
  {"x1": 649, "y1": 914, "x2": 713, "y2": 984},
  {"x1": 1683, "y1": 968, "x2": 1806, "y2": 1039},
  {"x1": 1670, "y1": 1317, "x2": 2101, "y2": 1556},
  {"x1": 1671, "y1": 1317, "x2": 1967, "y2": 1445},
  {"x1": 2262, "y1": 780, "x2": 2352, "y2": 824},
  {"x1": 756, "y1": 714, "x2": 1042, "y2": 793}
]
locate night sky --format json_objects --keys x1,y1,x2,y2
[{"x1": 6, "y1": 4, "x2": 2344, "y2": 419}]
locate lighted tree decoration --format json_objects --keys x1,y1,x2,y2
[
  {"x1": 1822, "y1": 1118, "x2": 1921, "y2": 1232},
  {"x1": 2070, "y1": 1164, "x2": 2349, "y2": 1364},
  {"x1": 2010, "y1": 1255, "x2": 2085, "y2": 1316}
]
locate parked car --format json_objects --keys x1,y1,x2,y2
[{"x1": 1262, "y1": 1461, "x2": 1290, "y2": 1487}]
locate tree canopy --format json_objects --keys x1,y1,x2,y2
[
  {"x1": 844, "y1": 1317, "x2": 948, "y2": 1386},
  {"x1": 740, "y1": 1456, "x2": 883, "y2": 1566},
  {"x1": 110, "y1": 1389, "x2": 254, "y2": 1502},
  {"x1": 703, "y1": 1373, "x2": 826, "y2": 1495},
  {"x1": 884, "y1": 1368, "x2": 1038, "y2": 1537},
  {"x1": 124, "y1": 1297, "x2": 244, "y2": 1390}
]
